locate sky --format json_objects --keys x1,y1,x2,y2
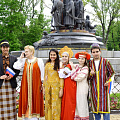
[{"x1": 43, "y1": 0, "x2": 52, "y2": 17}]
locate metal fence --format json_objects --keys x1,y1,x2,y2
[
  {"x1": 110, "y1": 71, "x2": 120, "y2": 113},
  {"x1": 16, "y1": 72, "x2": 120, "y2": 113}
]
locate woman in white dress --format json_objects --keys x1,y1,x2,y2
[{"x1": 71, "y1": 52, "x2": 90, "y2": 120}]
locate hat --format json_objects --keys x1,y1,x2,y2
[
  {"x1": 90, "y1": 43, "x2": 100, "y2": 49},
  {"x1": 0, "y1": 40, "x2": 9, "y2": 47},
  {"x1": 75, "y1": 51, "x2": 91, "y2": 60},
  {"x1": 59, "y1": 46, "x2": 73, "y2": 58}
]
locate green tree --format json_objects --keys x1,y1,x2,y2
[
  {"x1": 19, "y1": 0, "x2": 51, "y2": 49},
  {"x1": 84, "y1": 0, "x2": 120, "y2": 46},
  {"x1": 0, "y1": 0, "x2": 26, "y2": 51},
  {"x1": 0, "y1": 0, "x2": 51, "y2": 51},
  {"x1": 95, "y1": 25, "x2": 103, "y2": 37},
  {"x1": 107, "y1": 20, "x2": 120, "y2": 50}
]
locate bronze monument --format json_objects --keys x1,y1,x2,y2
[{"x1": 33, "y1": 0, "x2": 105, "y2": 50}]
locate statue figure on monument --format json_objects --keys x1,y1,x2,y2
[
  {"x1": 51, "y1": 0, "x2": 64, "y2": 32},
  {"x1": 74, "y1": 0, "x2": 84, "y2": 30},
  {"x1": 33, "y1": 0, "x2": 104, "y2": 49},
  {"x1": 85, "y1": 15, "x2": 97, "y2": 33},
  {"x1": 64, "y1": 0, "x2": 75, "y2": 32}
]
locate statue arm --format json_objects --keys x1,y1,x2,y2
[
  {"x1": 88, "y1": 21, "x2": 95, "y2": 29},
  {"x1": 51, "y1": 6, "x2": 56, "y2": 13}
]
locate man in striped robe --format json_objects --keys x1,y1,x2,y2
[{"x1": 89, "y1": 43, "x2": 114, "y2": 120}]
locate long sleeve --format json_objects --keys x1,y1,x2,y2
[
  {"x1": 72, "y1": 66, "x2": 88, "y2": 82},
  {"x1": 13, "y1": 58, "x2": 26, "y2": 70},
  {"x1": 106, "y1": 60, "x2": 115, "y2": 82},
  {"x1": 58, "y1": 67, "x2": 71, "y2": 78},
  {"x1": 43, "y1": 63, "x2": 48, "y2": 87},
  {"x1": 37, "y1": 58, "x2": 44, "y2": 81},
  {"x1": 89, "y1": 72, "x2": 96, "y2": 81},
  {"x1": 60, "y1": 78, "x2": 64, "y2": 89}
]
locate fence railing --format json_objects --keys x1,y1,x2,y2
[
  {"x1": 110, "y1": 71, "x2": 120, "y2": 113},
  {"x1": 16, "y1": 72, "x2": 120, "y2": 114}
]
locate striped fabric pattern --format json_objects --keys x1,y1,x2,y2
[
  {"x1": 0, "y1": 80, "x2": 17, "y2": 120},
  {"x1": 89, "y1": 57, "x2": 114, "y2": 113},
  {"x1": 71, "y1": 65, "x2": 81, "y2": 80}
]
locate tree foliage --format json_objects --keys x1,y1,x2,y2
[
  {"x1": 84, "y1": 0, "x2": 120, "y2": 46},
  {"x1": 95, "y1": 25, "x2": 103, "y2": 37},
  {"x1": 0, "y1": 0, "x2": 51, "y2": 51},
  {"x1": 107, "y1": 20, "x2": 120, "y2": 50}
]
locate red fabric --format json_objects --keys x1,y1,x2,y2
[
  {"x1": 18, "y1": 60, "x2": 44, "y2": 117},
  {"x1": 74, "y1": 115, "x2": 89, "y2": 120},
  {"x1": 61, "y1": 64, "x2": 76, "y2": 120},
  {"x1": 75, "y1": 52, "x2": 90, "y2": 60}
]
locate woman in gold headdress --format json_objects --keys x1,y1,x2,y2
[{"x1": 59, "y1": 46, "x2": 76, "y2": 120}]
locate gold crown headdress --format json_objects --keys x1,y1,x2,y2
[{"x1": 59, "y1": 46, "x2": 73, "y2": 58}]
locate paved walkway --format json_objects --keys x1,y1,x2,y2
[
  {"x1": 94, "y1": 114, "x2": 120, "y2": 120},
  {"x1": 110, "y1": 114, "x2": 120, "y2": 120},
  {"x1": 18, "y1": 114, "x2": 120, "y2": 120}
]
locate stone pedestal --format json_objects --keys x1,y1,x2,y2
[{"x1": 33, "y1": 30, "x2": 106, "y2": 50}]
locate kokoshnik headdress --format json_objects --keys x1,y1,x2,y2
[{"x1": 59, "y1": 46, "x2": 73, "y2": 58}]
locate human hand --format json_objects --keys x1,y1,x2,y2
[
  {"x1": 104, "y1": 82, "x2": 108, "y2": 87},
  {"x1": 63, "y1": 71, "x2": 68, "y2": 75},
  {"x1": 59, "y1": 88, "x2": 63, "y2": 98},
  {"x1": 6, "y1": 75, "x2": 12, "y2": 80},
  {"x1": 90, "y1": 68, "x2": 95, "y2": 75},
  {"x1": 20, "y1": 52, "x2": 25, "y2": 59},
  {"x1": 0, "y1": 75, "x2": 8, "y2": 79}
]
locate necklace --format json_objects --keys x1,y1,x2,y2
[{"x1": 51, "y1": 62, "x2": 54, "y2": 66}]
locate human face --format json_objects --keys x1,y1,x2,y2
[
  {"x1": 91, "y1": 49, "x2": 101, "y2": 60},
  {"x1": 78, "y1": 55, "x2": 86, "y2": 66},
  {"x1": 25, "y1": 48, "x2": 33, "y2": 59},
  {"x1": 50, "y1": 51, "x2": 57, "y2": 62},
  {"x1": 62, "y1": 54, "x2": 69, "y2": 64},
  {"x1": 1, "y1": 46, "x2": 9, "y2": 55}
]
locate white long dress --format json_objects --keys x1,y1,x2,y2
[{"x1": 71, "y1": 65, "x2": 89, "y2": 120}]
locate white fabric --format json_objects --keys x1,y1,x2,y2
[
  {"x1": 71, "y1": 65, "x2": 89, "y2": 117},
  {"x1": 13, "y1": 57, "x2": 44, "y2": 80},
  {"x1": 58, "y1": 67, "x2": 71, "y2": 78},
  {"x1": 23, "y1": 118, "x2": 40, "y2": 120},
  {"x1": 94, "y1": 60, "x2": 99, "y2": 71}
]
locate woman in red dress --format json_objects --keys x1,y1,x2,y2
[{"x1": 59, "y1": 46, "x2": 76, "y2": 120}]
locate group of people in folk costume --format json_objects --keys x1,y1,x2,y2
[{"x1": 0, "y1": 39, "x2": 114, "y2": 120}]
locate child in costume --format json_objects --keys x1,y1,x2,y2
[{"x1": 71, "y1": 51, "x2": 90, "y2": 120}]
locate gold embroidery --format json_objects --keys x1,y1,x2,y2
[{"x1": 26, "y1": 58, "x2": 37, "y2": 118}]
